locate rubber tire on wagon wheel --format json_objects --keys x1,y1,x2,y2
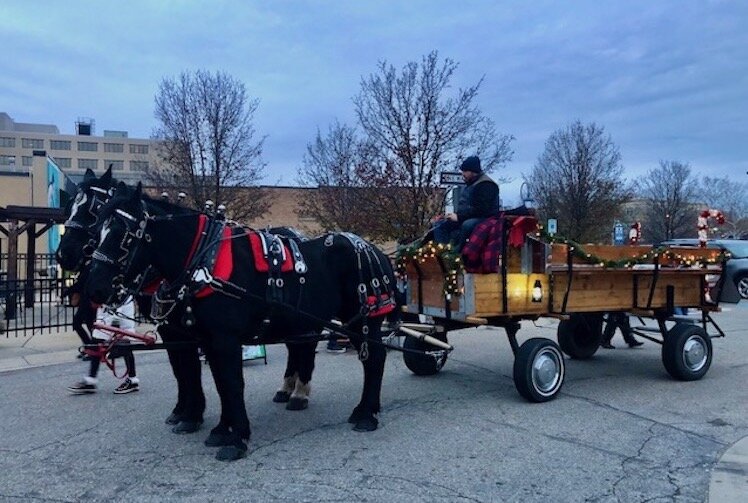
[
  {"x1": 513, "y1": 338, "x2": 565, "y2": 403},
  {"x1": 403, "y1": 331, "x2": 449, "y2": 376},
  {"x1": 557, "y1": 313, "x2": 603, "y2": 360},
  {"x1": 662, "y1": 323, "x2": 712, "y2": 381}
]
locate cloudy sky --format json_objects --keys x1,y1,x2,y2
[{"x1": 1, "y1": 0, "x2": 746, "y2": 206}]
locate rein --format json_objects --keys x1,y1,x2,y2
[{"x1": 81, "y1": 322, "x2": 157, "y2": 379}]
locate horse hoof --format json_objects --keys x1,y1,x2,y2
[
  {"x1": 286, "y1": 397, "x2": 308, "y2": 411},
  {"x1": 165, "y1": 412, "x2": 183, "y2": 425},
  {"x1": 352, "y1": 416, "x2": 379, "y2": 432},
  {"x1": 347, "y1": 406, "x2": 364, "y2": 424},
  {"x1": 215, "y1": 445, "x2": 247, "y2": 462},
  {"x1": 272, "y1": 391, "x2": 291, "y2": 403},
  {"x1": 172, "y1": 420, "x2": 202, "y2": 434},
  {"x1": 204, "y1": 432, "x2": 233, "y2": 447}
]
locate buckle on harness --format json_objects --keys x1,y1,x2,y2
[{"x1": 192, "y1": 267, "x2": 213, "y2": 285}]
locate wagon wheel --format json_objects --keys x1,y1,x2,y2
[
  {"x1": 403, "y1": 331, "x2": 449, "y2": 376},
  {"x1": 662, "y1": 323, "x2": 712, "y2": 381},
  {"x1": 513, "y1": 338, "x2": 565, "y2": 402},
  {"x1": 557, "y1": 313, "x2": 603, "y2": 359}
]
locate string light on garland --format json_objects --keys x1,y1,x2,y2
[
  {"x1": 395, "y1": 240, "x2": 463, "y2": 297},
  {"x1": 396, "y1": 231, "x2": 728, "y2": 300}
]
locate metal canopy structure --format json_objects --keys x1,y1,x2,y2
[{"x1": 0, "y1": 205, "x2": 66, "y2": 309}]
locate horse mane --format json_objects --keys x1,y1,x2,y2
[{"x1": 97, "y1": 184, "x2": 199, "y2": 221}]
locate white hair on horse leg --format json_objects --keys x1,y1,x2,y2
[
  {"x1": 279, "y1": 373, "x2": 297, "y2": 394},
  {"x1": 290, "y1": 380, "x2": 311, "y2": 400}
]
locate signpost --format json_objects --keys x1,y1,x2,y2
[
  {"x1": 440, "y1": 171, "x2": 465, "y2": 213},
  {"x1": 439, "y1": 171, "x2": 465, "y2": 185}
]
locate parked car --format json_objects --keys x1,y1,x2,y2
[{"x1": 659, "y1": 239, "x2": 748, "y2": 302}]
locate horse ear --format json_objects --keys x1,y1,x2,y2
[
  {"x1": 83, "y1": 168, "x2": 96, "y2": 182},
  {"x1": 113, "y1": 181, "x2": 128, "y2": 195},
  {"x1": 101, "y1": 165, "x2": 113, "y2": 185}
]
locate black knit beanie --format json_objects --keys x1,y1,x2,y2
[{"x1": 459, "y1": 156, "x2": 482, "y2": 173}]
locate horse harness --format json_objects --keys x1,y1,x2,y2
[{"x1": 102, "y1": 206, "x2": 396, "y2": 361}]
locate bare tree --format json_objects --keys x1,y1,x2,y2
[
  {"x1": 151, "y1": 70, "x2": 269, "y2": 219},
  {"x1": 527, "y1": 121, "x2": 631, "y2": 242},
  {"x1": 298, "y1": 51, "x2": 514, "y2": 242},
  {"x1": 698, "y1": 176, "x2": 748, "y2": 237},
  {"x1": 638, "y1": 160, "x2": 700, "y2": 243},
  {"x1": 296, "y1": 121, "x2": 370, "y2": 235}
]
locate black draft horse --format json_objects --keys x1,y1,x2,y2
[
  {"x1": 56, "y1": 169, "x2": 206, "y2": 432},
  {"x1": 85, "y1": 183, "x2": 395, "y2": 461},
  {"x1": 56, "y1": 173, "x2": 331, "y2": 435}
]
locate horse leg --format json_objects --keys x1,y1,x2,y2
[
  {"x1": 347, "y1": 321, "x2": 387, "y2": 432},
  {"x1": 164, "y1": 344, "x2": 187, "y2": 424},
  {"x1": 202, "y1": 346, "x2": 233, "y2": 447},
  {"x1": 169, "y1": 346, "x2": 206, "y2": 434},
  {"x1": 286, "y1": 341, "x2": 317, "y2": 411},
  {"x1": 206, "y1": 337, "x2": 251, "y2": 461},
  {"x1": 273, "y1": 343, "x2": 297, "y2": 404},
  {"x1": 160, "y1": 324, "x2": 206, "y2": 431}
]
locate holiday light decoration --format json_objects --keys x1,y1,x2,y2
[
  {"x1": 628, "y1": 222, "x2": 641, "y2": 245},
  {"x1": 395, "y1": 232, "x2": 728, "y2": 299},
  {"x1": 697, "y1": 209, "x2": 725, "y2": 247}
]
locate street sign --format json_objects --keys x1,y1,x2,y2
[
  {"x1": 547, "y1": 218, "x2": 557, "y2": 236},
  {"x1": 440, "y1": 171, "x2": 465, "y2": 185},
  {"x1": 613, "y1": 222, "x2": 625, "y2": 245}
]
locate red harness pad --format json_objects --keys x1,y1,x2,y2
[
  {"x1": 248, "y1": 233, "x2": 294, "y2": 273},
  {"x1": 195, "y1": 226, "x2": 234, "y2": 298},
  {"x1": 367, "y1": 294, "x2": 395, "y2": 317}
]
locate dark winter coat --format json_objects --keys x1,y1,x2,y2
[{"x1": 455, "y1": 173, "x2": 499, "y2": 222}]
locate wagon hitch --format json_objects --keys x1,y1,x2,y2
[{"x1": 397, "y1": 324, "x2": 454, "y2": 351}]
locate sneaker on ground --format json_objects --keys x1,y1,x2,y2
[
  {"x1": 326, "y1": 341, "x2": 347, "y2": 354},
  {"x1": 67, "y1": 380, "x2": 97, "y2": 394},
  {"x1": 114, "y1": 378, "x2": 139, "y2": 394}
]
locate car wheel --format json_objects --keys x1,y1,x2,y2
[{"x1": 736, "y1": 274, "x2": 748, "y2": 300}]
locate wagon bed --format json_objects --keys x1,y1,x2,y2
[{"x1": 397, "y1": 236, "x2": 729, "y2": 402}]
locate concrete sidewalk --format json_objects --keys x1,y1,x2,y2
[
  {"x1": 1, "y1": 324, "x2": 746, "y2": 501},
  {"x1": 0, "y1": 329, "x2": 83, "y2": 373}
]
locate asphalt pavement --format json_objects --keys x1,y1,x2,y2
[{"x1": 0, "y1": 305, "x2": 746, "y2": 502}]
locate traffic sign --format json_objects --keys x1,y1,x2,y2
[
  {"x1": 440, "y1": 171, "x2": 465, "y2": 185},
  {"x1": 613, "y1": 222, "x2": 625, "y2": 245},
  {"x1": 547, "y1": 218, "x2": 557, "y2": 236}
]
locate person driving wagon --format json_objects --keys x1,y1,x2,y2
[{"x1": 431, "y1": 156, "x2": 499, "y2": 250}]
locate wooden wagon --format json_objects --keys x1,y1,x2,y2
[{"x1": 397, "y1": 224, "x2": 732, "y2": 402}]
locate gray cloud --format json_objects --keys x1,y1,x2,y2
[{"x1": 1, "y1": 0, "x2": 746, "y2": 205}]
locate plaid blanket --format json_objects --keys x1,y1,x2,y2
[
  {"x1": 462, "y1": 216, "x2": 504, "y2": 273},
  {"x1": 462, "y1": 215, "x2": 538, "y2": 273}
]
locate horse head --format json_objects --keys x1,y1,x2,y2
[
  {"x1": 85, "y1": 181, "x2": 154, "y2": 305},
  {"x1": 56, "y1": 166, "x2": 115, "y2": 271}
]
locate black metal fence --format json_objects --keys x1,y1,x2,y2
[
  {"x1": 1, "y1": 277, "x2": 75, "y2": 337},
  {"x1": 0, "y1": 253, "x2": 60, "y2": 280}
]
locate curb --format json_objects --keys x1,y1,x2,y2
[{"x1": 708, "y1": 436, "x2": 748, "y2": 502}]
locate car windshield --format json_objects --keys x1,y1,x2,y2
[{"x1": 720, "y1": 241, "x2": 748, "y2": 258}]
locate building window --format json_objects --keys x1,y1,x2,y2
[
  {"x1": 129, "y1": 160, "x2": 149, "y2": 172},
  {"x1": 106, "y1": 160, "x2": 124, "y2": 171},
  {"x1": 55, "y1": 157, "x2": 72, "y2": 168},
  {"x1": 129, "y1": 144, "x2": 149, "y2": 154},
  {"x1": 78, "y1": 158, "x2": 98, "y2": 170},
  {"x1": 22, "y1": 138, "x2": 44, "y2": 149},
  {"x1": 22, "y1": 156, "x2": 33, "y2": 167},
  {"x1": 78, "y1": 141, "x2": 98, "y2": 152},
  {"x1": 50, "y1": 140, "x2": 71, "y2": 150},
  {"x1": 0, "y1": 137, "x2": 15, "y2": 148},
  {"x1": 0, "y1": 155, "x2": 16, "y2": 166},
  {"x1": 104, "y1": 142, "x2": 124, "y2": 153}
]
